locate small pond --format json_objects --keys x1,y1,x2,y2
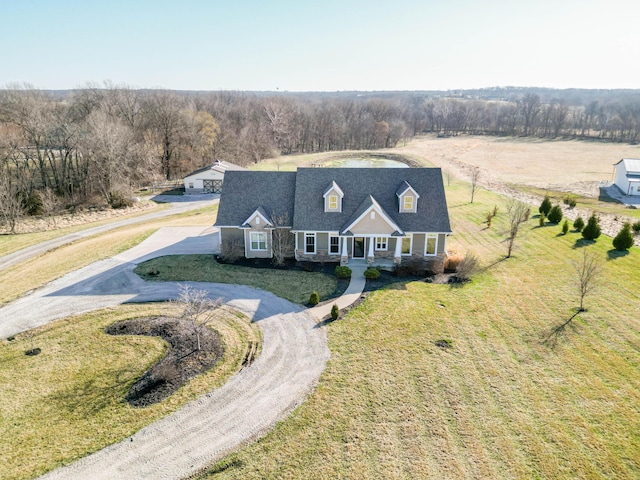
[{"x1": 324, "y1": 157, "x2": 409, "y2": 168}]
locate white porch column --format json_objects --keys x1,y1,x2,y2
[
  {"x1": 340, "y1": 236, "x2": 349, "y2": 266},
  {"x1": 394, "y1": 237, "x2": 402, "y2": 264},
  {"x1": 367, "y1": 236, "x2": 375, "y2": 264}
]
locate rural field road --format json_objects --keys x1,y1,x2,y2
[
  {"x1": 0, "y1": 227, "x2": 330, "y2": 480},
  {"x1": 0, "y1": 194, "x2": 218, "y2": 273}
]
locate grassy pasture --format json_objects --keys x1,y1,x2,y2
[
  {"x1": 0, "y1": 303, "x2": 259, "y2": 480},
  {"x1": 0, "y1": 204, "x2": 218, "y2": 305},
  {"x1": 199, "y1": 182, "x2": 640, "y2": 479},
  {"x1": 135, "y1": 254, "x2": 337, "y2": 305}
]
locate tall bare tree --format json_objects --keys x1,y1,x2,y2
[
  {"x1": 574, "y1": 249, "x2": 602, "y2": 312},
  {"x1": 270, "y1": 212, "x2": 294, "y2": 266},
  {"x1": 175, "y1": 285, "x2": 223, "y2": 352},
  {"x1": 470, "y1": 167, "x2": 480, "y2": 203},
  {"x1": 505, "y1": 199, "x2": 531, "y2": 258}
]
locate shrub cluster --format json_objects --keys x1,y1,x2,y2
[
  {"x1": 546, "y1": 205, "x2": 563, "y2": 224},
  {"x1": 455, "y1": 252, "x2": 481, "y2": 281},
  {"x1": 613, "y1": 223, "x2": 634, "y2": 251},
  {"x1": 309, "y1": 291, "x2": 320, "y2": 306},
  {"x1": 539, "y1": 196, "x2": 552, "y2": 216},
  {"x1": 632, "y1": 221, "x2": 640, "y2": 234},
  {"x1": 363, "y1": 268, "x2": 381, "y2": 280},
  {"x1": 108, "y1": 191, "x2": 133, "y2": 209},
  {"x1": 582, "y1": 214, "x2": 602, "y2": 241},
  {"x1": 563, "y1": 195, "x2": 577, "y2": 208},
  {"x1": 334, "y1": 265, "x2": 352, "y2": 278}
]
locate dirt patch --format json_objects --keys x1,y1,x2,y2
[{"x1": 105, "y1": 316, "x2": 223, "y2": 407}]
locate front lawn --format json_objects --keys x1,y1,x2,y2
[
  {"x1": 0, "y1": 303, "x2": 258, "y2": 480},
  {"x1": 135, "y1": 255, "x2": 337, "y2": 305},
  {"x1": 198, "y1": 183, "x2": 640, "y2": 479}
]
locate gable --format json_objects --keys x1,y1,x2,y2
[{"x1": 292, "y1": 168, "x2": 451, "y2": 234}]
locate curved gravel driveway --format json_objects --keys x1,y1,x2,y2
[{"x1": 0, "y1": 226, "x2": 329, "y2": 480}]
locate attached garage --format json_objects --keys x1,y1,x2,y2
[{"x1": 183, "y1": 160, "x2": 246, "y2": 194}]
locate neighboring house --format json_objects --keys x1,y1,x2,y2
[
  {"x1": 183, "y1": 160, "x2": 247, "y2": 194},
  {"x1": 215, "y1": 168, "x2": 452, "y2": 271},
  {"x1": 613, "y1": 158, "x2": 640, "y2": 196}
]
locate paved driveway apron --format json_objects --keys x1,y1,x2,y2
[{"x1": 0, "y1": 227, "x2": 329, "y2": 480}]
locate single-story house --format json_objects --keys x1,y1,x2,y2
[
  {"x1": 215, "y1": 168, "x2": 452, "y2": 271},
  {"x1": 183, "y1": 160, "x2": 246, "y2": 194},
  {"x1": 613, "y1": 158, "x2": 640, "y2": 196}
]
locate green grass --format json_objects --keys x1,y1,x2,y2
[
  {"x1": 198, "y1": 182, "x2": 640, "y2": 479},
  {"x1": 0, "y1": 303, "x2": 259, "y2": 480},
  {"x1": 135, "y1": 254, "x2": 337, "y2": 305}
]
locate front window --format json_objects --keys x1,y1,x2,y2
[
  {"x1": 403, "y1": 196, "x2": 413, "y2": 211},
  {"x1": 329, "y1": 195, "x2": 338, "y2": 210},
  {"x1": 401, "y1": 236, "x2": 412, "y2": 255},
  {"x1": 330, "y1": 235, "x2": 340, "y2": 254},
  {"x1": 375, "y1": 237, "x2": 387, "y2": 251},
  {"x1": 305, "y1": 233, "x2": 316, "y2": 254},
  {"x1": 189, "y1": 182, "x2": 194, "y2": 189},
  {"x1": 250, "y1": 232, "x2": 267, "y2": 251},
  {"x1": 425, "y1": 234, "x2": 437, "y2": 255}
]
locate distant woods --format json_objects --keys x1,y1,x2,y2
[{"x1": 1, "y1": 84, "x2": 640, "y2": 218}]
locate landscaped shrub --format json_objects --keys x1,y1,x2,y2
[
  {"x1": 613, "y1": 223, "x2": 634, "y2": 251},
  {"x1": 363, "y1": 268, "x2": 381, "y2": 280},
  {"x1": 455, "y1": 251, "x2": 480, "y2": 281},
  {"x1": 309, "y1": 291, "x2": 320, "y2": 306},
  {"x1": 444, "y1": 251, "x2": 463, "y2": 272},
  {"x1": 563, "y1": 195, "x2": 577, "y2": 208},
  {"x1": 547, "y1": 205, "x2": 563, "y2": 224},
  {"x1": 331, "y1": 304, "x2": 340, "y2": 321},
  {"x1": 562, "y1": 219, "x2": 569, "y2": 235},
  {"x1": 218, "y1": 240, "x2": 244, "y2": 263},
  {"x1": 539, "y1": 195, "x2": 552, "y2": 216},
  {"x1": 334, "y1": 265, "x2": 352, "y2": 278},
  {"x1": 582, "y1": 214, "x2": 602, "y2": 240},
  {"x1": 573, "y1": 216, "x2": 585, "y2": 232},
  {"x1": 539, "y1": 213, "x2": 545, "y2": 227},
  {"x1": 632, "y1": 221, "x2": 640, "y2": 234}
]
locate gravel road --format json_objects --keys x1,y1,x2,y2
[{"x1": 0, "y1": 226, "x2": 329, "y2": 479}]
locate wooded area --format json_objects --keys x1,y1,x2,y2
[{"x1": 1, "y1": 84, "x2": 640, "y2": 231}]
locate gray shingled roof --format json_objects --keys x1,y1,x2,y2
[
  {"x1": 292, "y1": 168, "x2": 451, "y2": 233},
  {"x1": 216, "y1": 168, "x2": 451, "y2": 234},
  {"x1": 215, "y1": 171, "x2": 296, "y2": 227}
]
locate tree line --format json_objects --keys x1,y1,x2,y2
[{"x1": 2, "y1": 84, "x2": 640, "y2": 231}]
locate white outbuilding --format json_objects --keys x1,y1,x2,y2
[
  {"x1": 183, "y1": 160, "x2": 247, "y2": 194},
  {"x1": 613, "y1": 158, "x2": 640, "y2": 196}
]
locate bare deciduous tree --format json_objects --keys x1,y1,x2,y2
[
  {"x1": 270, "y1": 212, "x2": 294, "y2": 266},
  {"x1": 574, "y1": 249, "x2": 602, "y2": 312},
  {"x1": 175, "y1": 285, "x2": 223, "y2": 352},
  {"x1": 470, "y1": 167, "x2": 480, "y2": 203},
  {"x1": 0, "y1": 174, "x2": 25, "y2": 233},
  {"x1": 505, "y1": 199, "x2": 531, "y2": 258}
]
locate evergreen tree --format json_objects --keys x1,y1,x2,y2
[
  {"x1": 582, "y1": 214, "x2": 602, "y2": 241},
  {"x1": 547, "y1": 205, "x2": 563, "y2": 224},
  {"x1": 539, "y1": 196, "x2": 552, "y2": 216},
  {"x1": 613, "y1": 223, "x2": 634, "y2": 251},
  {"x1": 562, "y1": 219, "x2": 569, "y2": 235},
  {"x1": 573, "y1": 216, "x2": 585, "y2": 232}
]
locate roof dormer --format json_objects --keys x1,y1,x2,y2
[
  {"x1": 396, "y1": 180, "x2": 420, "y2": 213},
  {"x1": 323, "y1": 181, "x2": 344, "y2": 213},
  {"x1": 241, "y1": 206, "x2": 273, "y2": 229}
]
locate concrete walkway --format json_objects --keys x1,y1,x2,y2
[{"x1": 308, "y1": 264, "x2": 367, "y2": 321}]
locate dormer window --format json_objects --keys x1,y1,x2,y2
[
  {"x1": 396, "y1": 180, "x2": 420, "y2": 213},
  {"x1": 323, "y1": 181, "x2": 344, "y2": 213}
]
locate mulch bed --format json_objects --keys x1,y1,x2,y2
[{"x1": 105, "y1": 316, "x2": 223, "y2": 407}]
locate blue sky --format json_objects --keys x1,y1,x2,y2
[{"x1": 1, "y1": 0, "x2": 639, "y2": 91}]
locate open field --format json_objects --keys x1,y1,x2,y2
[
  {"x1": 199, "y1": 182, "x2": 640, "y2": 479},
  {"x1": 395, "y1": 135, "x2": 640, "y2": 194},
  {"x1": 0, "y1": 204, "x2": 218, "y2": 305},
  {"x1": 135, "y1": 254, "x2": 337, "y2": 305},
  {"x1": 0, "y1": 303, "x2": 258, "y2": 480}
]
